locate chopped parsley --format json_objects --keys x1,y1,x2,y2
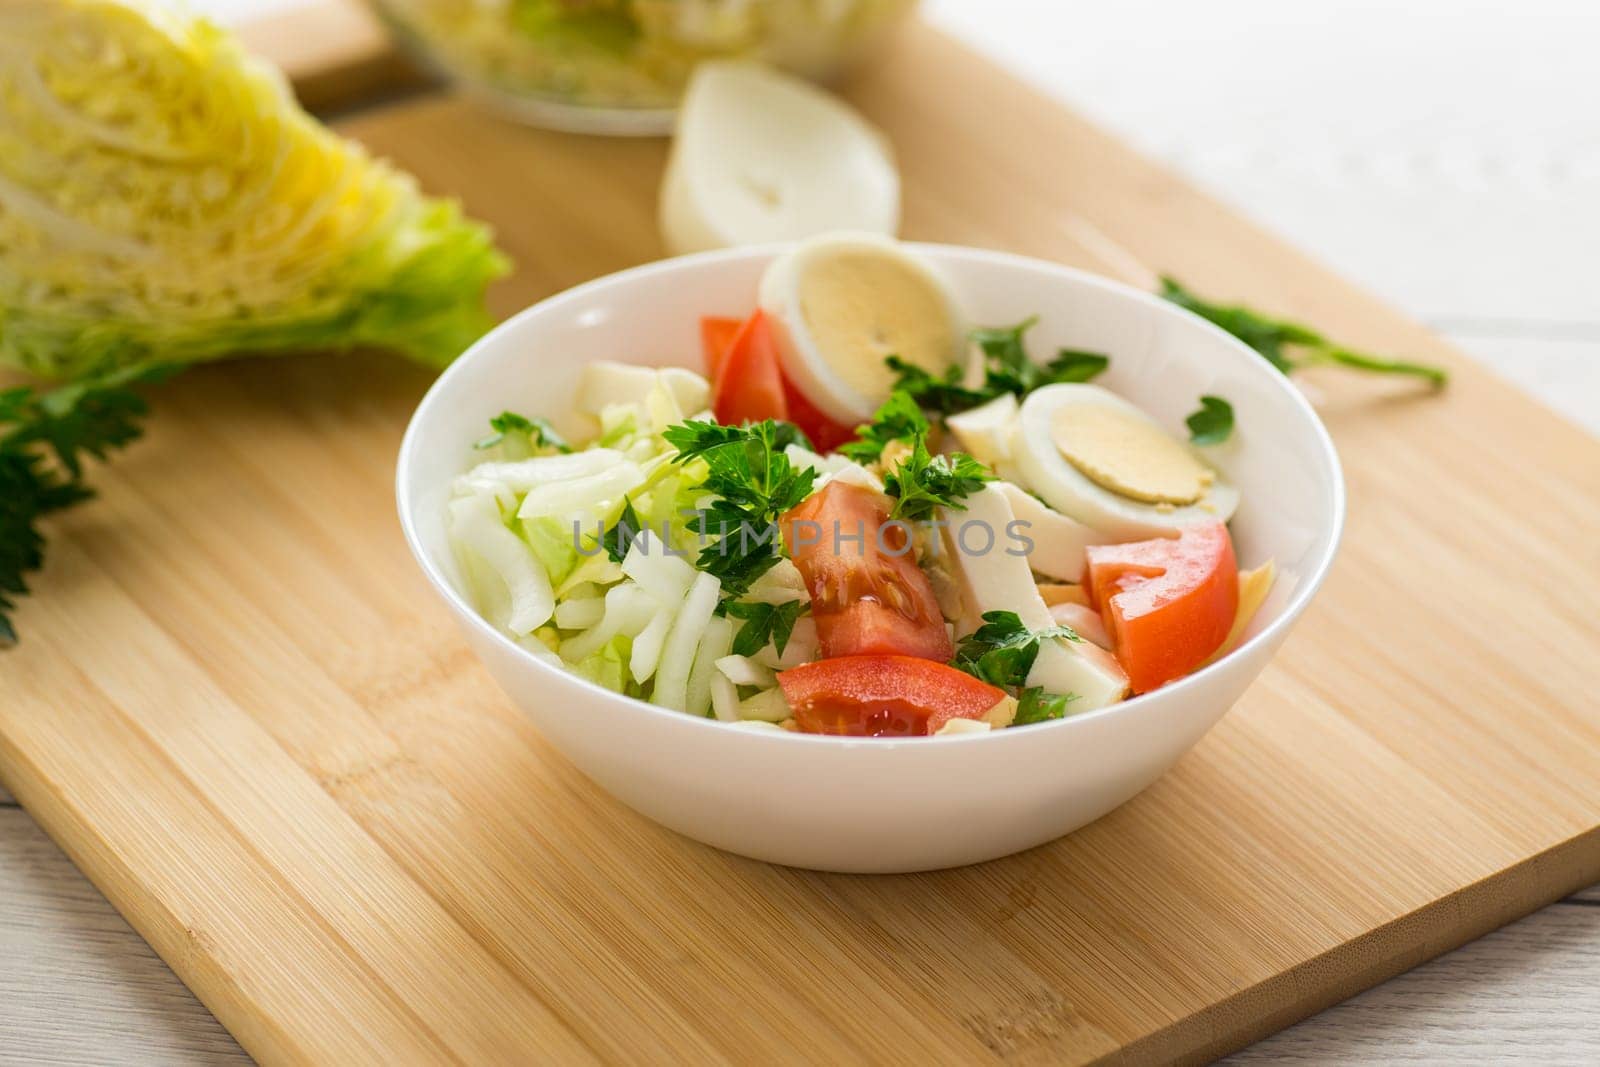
[
  {"x1": 1185, "y1": 395, "x2": 1235, "y2": 445},
  {"x1": 882, "y1": 435, "x2": 993, "y2": 521},
  {"x1": 883, "y1": 356, "x2": 990, "y2": 416},
  {"x1": 886, "y1": 317, "x2": 1110, "y2": 418},
  {"x1": 1014, "y1": 687, "x2": 1077, "y2": 725},
  {"x1": 662, "y1": 419, "x2": 817, "y2": 597},
  {"x1": 972, "y1": 317, "x2": 1108, "y2": 395},
  {"x1": 725, "y1": 599, "x2": 809, "y2": 658},
  {"x1": 474, "y1": 410, "x2": 571, "y2": 455},
  {"x1": 951, "y1": 609, "x2": 1082, "y2": 688},
  {"x1": 839, "y1": 390, "x2": 929, "y2": 463},
  {"x1": 602, "y1": 497, "x2": 645, "y2": 564}
]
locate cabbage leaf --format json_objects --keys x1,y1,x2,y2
[{"x1": 0, "y1": 0, "x2": 509, "y2": 379}]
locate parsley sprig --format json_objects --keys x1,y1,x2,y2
[
  {"x1": 1014, "y1": 687, "x2": 1077, "y2": 725},
  {"x1": 839, "y1": 391, "x2": 928, "y2": 463},
  {"x1": 1185, "y1": 395, "x2": 1234, "y2": 445},
  {"x1": 602, "y1": 497, "x2": 645, "y2": 564},
  {"x1": 951, "y1": 609, "x2": 1082, "y2": 688},
  {"x1": 951, "y1": 611, "x2": 1083, "y2": 726},
  {"x1": 840, "y1": 390, "x2": 993, "y2": 520},
  {"x1": 1, "y1": 363, "x2": 174, "y2": 645},
  {"x1": 887, "y1": 317, "x2": 1109, "y2": 416},
  {"x1": 475, "y1": 410, "x2": 570, "y2": 455},
  {"x1": 971, "y1": 317, "x2": 1110, "y2": 395},
  {"x1": 882, "y1": 357, "x2": 989, "y2": 416},
  {"x1": 662, "y1": 419, "x2": 817, "y2": 597},
  {"x1": 1159, "y1": 277, "x2": 1448, "y2": 386},
  {"x1": 883, "y1": 436, "x2": 993, "y2": 521},
  {"x1": 725, "y1": 599, "x2": 809, "y2": 658}
]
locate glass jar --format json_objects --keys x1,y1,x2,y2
[{"x1": 370, "y1": 0, "x2": 919, "y2": 135}]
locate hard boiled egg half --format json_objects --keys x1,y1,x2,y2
[
  {"x1": 759, "y1": 233, "x2": 968, "y2": 424},
  {"x1": 660, "y1": 64, "x2": 900, "y2": 256},
  {"x1": 1014, "y1": 383, "x2": 1239, "y2": 541}
]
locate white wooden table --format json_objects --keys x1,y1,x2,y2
[{"x1": 4, "y1": 1, "x2": 1598, "y2": 1062}]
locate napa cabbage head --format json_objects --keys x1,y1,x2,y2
[{"x1": 0, "y1": 0, "x2": 509, "y2": 379}]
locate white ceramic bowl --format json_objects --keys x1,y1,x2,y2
[{"x1": 397, "y1": 244, "x2": 1344, "y2": 873}]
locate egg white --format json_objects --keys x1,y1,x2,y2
[
  {"x1": 759, "y1": 233, "x2": 966, "y2": 424},
  {"x1": 1013, "y1": 384, "x2": 1239, "y2": 541}
]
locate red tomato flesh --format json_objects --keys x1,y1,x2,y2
[
  {"x1": 700, "y1": 315, "x2": 743, "y2": 380},
  {"x1": 782, "y1": 481, "x2": 953, "y2": 662},
  {"x1": 778, "y1": 655, "x2": 1006, "y2": 737},
  {"x1": 781, "y1": 377, "x2": 858, "y2": 453},
  {"x1": 1084, "y1": 521, "x2": 1239, "y2": 694},
  {"x1": 704, "y1": 312, "x2": 856, "y2": 449},
  {"x1": 709, "y1": 310, "x2": 789, "y2": 425}
]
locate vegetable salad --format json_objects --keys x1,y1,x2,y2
[
  {"x1": 375, "y1": 0, "x2": 916, "y2": 115},
  {"x1": 448, "y1": 236, "x2": 1273, "y2": 737}
]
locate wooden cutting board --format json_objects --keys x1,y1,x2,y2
[{"x1": 4, "y1": 16, "x2": 1600, "y2": 1067}]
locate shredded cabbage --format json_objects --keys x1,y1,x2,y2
[
  {"x1": 620, "y1": 534, "x2": 697, "y2": 604},
  {"x1": 445, "y1": 365, "x2": 815, "y2": 724},
  {"x1": 650, "y1": 570, "x2": 721, "y2": 711},
  {"x1": 552, "y1": 593, "x2": 605, "y2": 630},
  {"x1": 629, "y1": 604, "x2": 676, "y2": 683},
  {"x1": 737, "y1": 688, "x2": 792, "y2": 723},
  {"x1": 683, "y1": 615, "x2": 734, "y2": 718},
  {"x1": 517, "y1": 462, "x2": 646, "y2": 522},
  {"x1": 714, "y1": 655, "x2": 776, "y2": 689},
  {"x1": 457, "y1": 451, "x2": 624, "y2": 497},
  {"x1": 571, "y1": 633, "x2": 633, "y2": 693},
  {"x1": 448, "y1": 494, "x2": 553, "y2": 635},
  {"x1": 520, "y1": 516, "x2": 580, "y2": 586},
  {"x1": 559, "y1": 582, "x2": 657, "y2": 662},
  {"x1": 0, "y1": 0, "x2": 508, "y2": 378}
]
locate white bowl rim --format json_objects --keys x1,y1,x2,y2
[{"x1": 396, "y1": 242, "x2": 1347, "y2": 750}]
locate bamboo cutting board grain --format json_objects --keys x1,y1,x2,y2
[{"x1": 4, "y1": 19, "x2": 1600, "y2": 1066}]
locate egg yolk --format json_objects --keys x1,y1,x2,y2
[{"x1": 1050, "y1": 404, "x2": 1214, "y2": 505}]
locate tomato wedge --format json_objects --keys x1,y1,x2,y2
[
  {"x1": 782, "y1": 378, "x2": 858, "y2": 454},
  {"x1": 704, "y1": 312, "x2": 855, "y2": 450},
  {"x1": 778, "y1": 655, "x2": 1006, "y2": 737},
  {"x1": 700, "y1": 315, "x2": 743, "y2": 380},
  {"x1": 782, "y1": 481, "x2": 952, "y2": 662},
  {"x1": 1084, "y1": 521, "x2": 1238, "y2": 694},
  {"x1": 708, "y1": 310, "x2": 788, "y2": 425}
]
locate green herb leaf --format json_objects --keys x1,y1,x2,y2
[
  {"x1": 663, "y1": 419, "x2": 818, "y2": 597},
  {"x1": 971, "y1": 316, "x2": 1039, "y2": 381},
  {"x1": 475, "y1": 410, "x2": 571, "y2": 455},
  {"x1": 1013, "y1": 687, "x2": 1077, "y2": 725},
  {"x1": 1159, "y1": 277, "x2": 1448, "y2": 386},
  {"x1": 725, "y1": 599, "x2": 809, "y2": 658},
  {"x1": 1185, "y1": 395, "x2": 1235, "y2": 445},
  {"x1": 839, "y1": 390, "x2": 929, "y2": 463},
  {"x1": 1042, "y1": 349, "x2": 1110, "y2": 384},
  {"x1": 1, "y1": 363, "x2": 175, "y2": 646},
  {"x1": 950, "y1": 609, "x2": 1082, "y2": 689},
  {"x1": 882, "y1": 436, "x2": 994, "y2": 521},
  {"x1": 884, "y1": 356, "x2": 991, "y2": 416},
  {"x1": 768, "y1": 420, "x2": 813, "y2": 454},
  {"x1": 602, "y1": 497, "x2": 644, "y2": 565},
  {"x1": 884, "y1": 317, "x2": 1111, "y2": 421},
  {"x1": 662, "y1": 420, "x2": 747, "y2": 459}
]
